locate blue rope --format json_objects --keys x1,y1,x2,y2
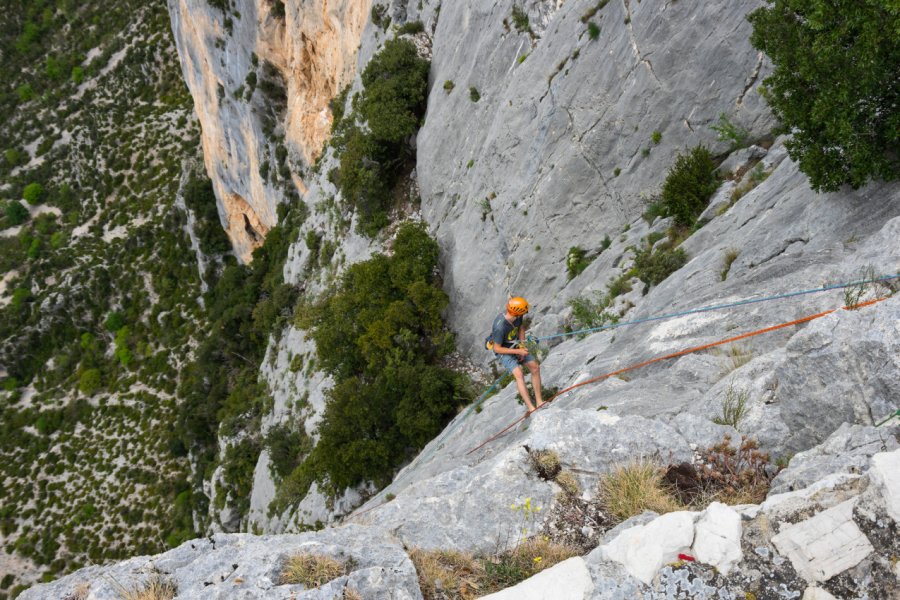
[{"x1": 536, "y1": 273, "x2": 900, "y2": 343}]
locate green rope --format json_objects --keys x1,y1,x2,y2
[{"x1": 875, "y1": 409, "x2": 900, "y2": 427}]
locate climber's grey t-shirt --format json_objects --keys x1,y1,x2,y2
[{"x1": 491, "y1": 314, "x2": 523, "y2": 349}]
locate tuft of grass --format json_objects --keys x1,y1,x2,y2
[
  {"x1": 443, "y1": 79, "x2": 455, "y2": 92},
  {"x1": 598, "y1": 460, "x2": 682, "y2": 522},
  {"x1": 729, "y1": 164, "x2": 770, "y2": 204},
  {"x1": 581, "y1": 0, "x2": 610, "y2": 22},
  {"x1": 607, "y1": 272, "x2": 633, "y2": 299},
  {"x1": 118, "y1": 575, "x2": 177, "y2": 600},
  {"x1": 566, "y1": 246, "x2": 594, "y2": 279},
  {"x1": 511, "y1": 5, "x2": 531, "y2": 34},
  {"x1": 396, "y1": 20, "x2": 425, "y2": 35},
  {"x1": 587, "y1": 21, "x2": 601, "y2": 40},
  {"x1": 719, "y1": 343, "x2": 753, "y2": 376},
  {"x1": 528, "y1": 449, "x2": 561, "y2": 480},
  {"x1": 710, "y1": 112, "x2": 749, "y2": 150},
  {"x1": 555, "y1": 471, "x2": 581, "y2": 496},
  {"x1": 712, "y1": 382, "x2": 750, "y2": 430},
  {"x1": 410, "y1": 548, "x2": 481, "y2": 600},
  {"x1": 720, "y1": 248, "x2": 739, "y2": 281},
  {"x1": 410, "y1": 540, "x2": 579, "y2": 600},
  {"x1": 651, "y1": 130, "x2": 662, "y2": 145},
  {"x1": 469, "y1": 86, "x2": 480, "y2": 102},
  {"x1": 281, "y1": 553, "x2": 348, "y2": 587}
]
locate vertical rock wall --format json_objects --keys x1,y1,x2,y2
[
  {"x1": 417, "y1": 0, "x2": 776, "y2": 354},
  {"x1": 167, "y1": 0, "x2": 370, "y2": 261}
]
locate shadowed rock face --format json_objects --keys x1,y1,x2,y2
[{"x1": 167, "y1": 0, "x2": 370, "y2": 261}]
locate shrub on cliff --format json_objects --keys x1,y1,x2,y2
[
  {"x1": 749, "y1": 0, "x2": 899, "y2": 191},
  {"x1": 336, "y1": 39, "x2": 430, "y2": 236},
  {"x1": 301, "y1": 223, "x2": 467, "y2": 493},
  {"x1": 359, "y1": 37, "x2": 429, "y2": 143},
  {"x1": 659, "y1": 145, "x2": 718, "y2": 226}
]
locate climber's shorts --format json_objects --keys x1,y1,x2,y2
[{"x1": 496, "y1": 352, "x2": 537, "y2": 373}]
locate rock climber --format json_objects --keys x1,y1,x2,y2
[{"x1": 489, "y1": 296, "x2": 545, "y2": 416}]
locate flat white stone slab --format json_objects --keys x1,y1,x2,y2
[
  {"x1": 692, "y1": 502, "x2": 742, "y2": 575},
  {"x1": 601, "y1": 511, "x2": 696, "y2": 585},
  {"x1": 869, "y1": 449, "x2": 900, "y2": 522},
  {"x1": 477, "y1": 557, "x2": 593, "y2": 600},
  {"x1": 771, "y1": 498, "x2": 873, "y2": 583},
  {"x1": 802, "y1": 587, "x2": 839, "y2": 600}
]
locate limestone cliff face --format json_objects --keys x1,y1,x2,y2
[
  {"x1": 417, "y1": 0, "x2": 776, "y2": 355},
  {"x1": 167, "y1": 0, "x2": 369, "y2": 261}
]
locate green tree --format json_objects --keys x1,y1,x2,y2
[
  {"x1": 358, "y1": 38, "x2": 430, "y2": 144},
  {"x1": 78, "y1": 369, "x2": 102, "y2": 396},
  {"x1": 748, "y1": 1, "x2": 900, "y2": 191},
  {"x1": 22, "y1": 183, "x2": 44, "y2": 204},
  {"x1": 4, "y1": 202, "x2": 29, "y2": 226},
  {"x1": 304, "y1": 223, "x2": 467, "y2": 492}
]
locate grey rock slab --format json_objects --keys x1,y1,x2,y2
[
  {"x1": 697, "y1": 179, "x2": 737, "y2": 223},
  {"x1": 771, "y1": 297, "x2": 900, "y2": 454},
  {"x1": 20, "y1": 526, "x2": 422, "y2": 600},
  {"x1": 715, "y1": 144, "x2": 768, "y2": 178},
  {"x1": 771, "y1": 498, "x2": 874, "y2": 584},
  {"x1": 770, "y1": 423, "x2": 900, "y2": 494}
]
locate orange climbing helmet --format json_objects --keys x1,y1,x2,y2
[{"x1": 507, "y1": 296, "x2": 530, "y2": 316}]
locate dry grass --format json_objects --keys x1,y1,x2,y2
[
  {"x1": 598, "y1": 460, "x2": 682, "y2": 522},
  {"x1": 555, "y1": 470, "x2": 581, "y2": 496},
  {"x1": 528, "y1": 449, "x2": 561, "y2": 480},
  {"x1": 409, "y1": 548, "x2": 482, "y2": 600},
  {"x1": 720, "y1": 248, "x2": 740, "y2": 281},
  {"x1": 718, "y1": 343, "x2": 753, "y2": 376},
  {"x1": 409, "y1": 538, "x2": 580, "y2": 600},
  {"x1": 343, "y1": 588, "x2": 362, "y2": 600},
  {"x1": 63, "y1": 582, "x2": 91, "y2": 600},
  {"x1": 118, "y1": 575, "x2": 177, "y2": 600},
  {"x1": 281, "y1": 553, "x2": 348, "y2": 587}
]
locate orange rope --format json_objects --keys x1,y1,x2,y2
[{"x1": 465, "y1": 297, "x2": 887, "y2": 455}]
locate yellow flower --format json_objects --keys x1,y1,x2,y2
[{"x1": 533, "y1": 556, "x2": 542, "y2": 563}]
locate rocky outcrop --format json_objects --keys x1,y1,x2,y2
[
  {"x1": 19, "y1": 525, "x2": 422, "y2": 600},
  {"x1": 23, "y1": 447, "x2": 900, "y2": 599},
  {"x1": 167, "y1": 0, "x2": 370, "y2": 261}
]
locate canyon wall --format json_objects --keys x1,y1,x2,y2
[{"x1": 168, "y1": 0, "x2": 370, "y2": 261}]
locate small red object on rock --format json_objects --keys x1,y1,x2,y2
[{"x1": 678, "y1": 553, "x2": 695, "y2": 562}]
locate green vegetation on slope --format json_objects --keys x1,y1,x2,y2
[
  {"x1": 331, "y1": 38, "x2": 430, "y2": 236},
  {"x1": 0, "y1": 0, "x2": 206, "y2": 591},
  {"x1": 274, "y1": 223, "x2": 469, "y2": 508},
  {"x1": 748, "y1": 0, "x2": 899, "y2": 191},
  {"x1": 176, "y1": 202, "x2": 307, "y2": 521}
]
